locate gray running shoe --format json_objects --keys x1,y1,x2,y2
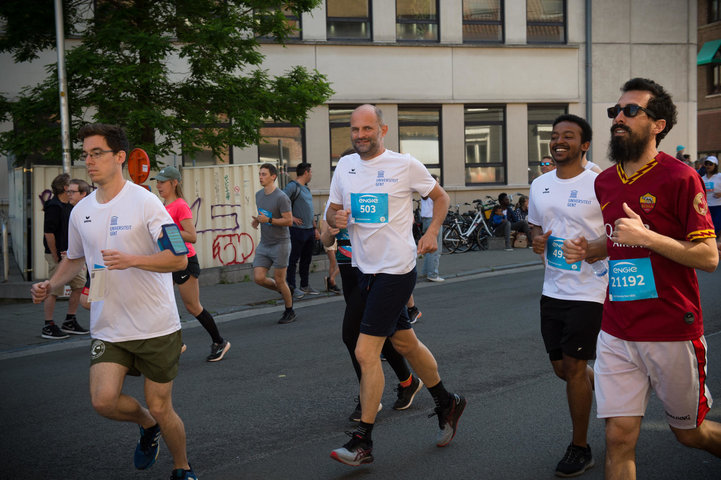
[
  {"x1": 555, "y1": 443, "x2": 594, "y2": 477},
  {"x1": 300, "y1": 285, "x2": 320, "y2": 295},
  {"x1": 432, "y1": 393, "x2": 466, "y2": 447},
  {"x1": 292, "y1": 288, "x2": 305, "y2": 299},
  {"x1": 330, "y1": 432, "x2": 373, "y2": 466},
  {"x1": 393, "y1": 376, "x2": 424, "y2": 410}
]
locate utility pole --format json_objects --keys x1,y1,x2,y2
[{"x1": 54, "y1": 0, "x2": 71, "y2": 173}]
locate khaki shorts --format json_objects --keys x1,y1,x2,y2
[
  {"x1": 89, "y1": 330, "x2": 183, "y2": 384},
  {"x1": 324, "y1": 238, "x2": 338, "y2": 252},
  {"x1": 46, "y1": 253, "x2": 87, "y2": 296}
]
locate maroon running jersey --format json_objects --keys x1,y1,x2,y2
[{"x1": 595, "y1": 152, "x2": 716, "y2": 341}]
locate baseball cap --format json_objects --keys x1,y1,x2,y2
[
  {"x1": 151, "y1": 166, "x2": 181, "y2": 181},
  {"x1": 676, "y1": 145, "x2": 685, "y2": 151},
  {"x1": 706, "y1": 156, "x2": 718, "y2": 165}
]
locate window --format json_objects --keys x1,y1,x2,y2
[
  {"x1": 527, "y1": 105, "x2": 567, "y2": 182},
  {"x1": 396, "y1": 0, "x2": 439, "y2": 42},
  {"x1": 327, "y1": 0, "x2": 371, "y2": 40},
  {"x1": 256, "y1": 6, "x2": 301, "y2": 41},
  {"x1": 182, "y1": 120, "x2": 232, "y2": 167},
  {"x1": 464, "y1": 106, "x2": 505, "y2": 185},
  {"x1": 329, "y1": 106, "x2": 359, "y2": 174},
  {"x1": 711, "y1": 0, "x2": 721, "y2": 23},
  {"x1": 399, "y1": 107, "x2": 442, "y2": 180},
  {"x1": 709, "y1": 64, "x2": 721, "y2": 95},
  {"x1": 463, "y1": 0, "x2": 503, "y2": 43},
  {"x1": 258, "y1": 122, "x2": 305, "y2": 188},
  {"x1": 527, "y1": 0, "x2": 565, "y2": 43}
]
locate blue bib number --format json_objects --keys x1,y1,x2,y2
[
  {"x1": 351, "y1": 193, "x2": 389, "y2": 223},
  {"x1": 705, "y1": 181, "x2": 714, "y2": 191},
  {"x1": 609, "y1": 257, "x2": 658, "y2": 301},
  {"x1": 546, "y1": 235, "x2": 582, "y2": 271}
]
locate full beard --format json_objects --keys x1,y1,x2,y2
[{"x1": 608, "y1": 125, "x2": 651, "y2": 165}]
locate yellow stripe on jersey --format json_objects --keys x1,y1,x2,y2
[
  {"x1": 616, "y1": 160, "x2": 659, "y2": 185},
  {"x1": 687, "y1": 229, "x2": 717, "y2": 241}
]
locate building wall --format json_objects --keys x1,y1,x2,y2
[
  {"x1": 698, "y1": 0, "x2": 721, "y2": 155},
  {"x1": 0, "y1": 0, "x2": 699, "y2": 256}
]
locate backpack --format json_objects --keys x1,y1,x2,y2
[{"x1": 287, "y1": 180, "x2": 302, "y2": 205}]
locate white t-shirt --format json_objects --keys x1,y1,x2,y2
[
  {"x1": 702, "y1": 173, "x2": 721, "y2": 207},
  {"x1": 67, "y1": 181, "x2": 181, "y2": 342},
  {"x1": 420, "y1": 197, "x2": 434, "y2": 218},
  {"x1": 527, "y1": 169, "x2": 607, "y2": 304},
  {"x1": 328, "y1": 149, "x2": 436, "y2": 275},
  {"x1": 584, "y1": 160, "x2": 600, "y2": 171}
]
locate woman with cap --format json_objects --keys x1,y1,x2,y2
[
  {"x1": 701, "y1": 156, "x2": 721, "y2": 234},
  {"x1": 154, "y1": 166, "x2": 230, "y2": 362}
]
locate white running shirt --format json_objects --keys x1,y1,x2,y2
[
  {"x1": 527, "y1": 169, "x2": 607, "y2": 304},
  {"x1": 328, "y1": 150, "x2": 436, "y2": 275},
  {"x1": 67, "y1": 181, "x2": 181, "y2": 342}
]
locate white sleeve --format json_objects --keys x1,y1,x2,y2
[
  {"x1": 328, "y1": 162, "x2": 345, "y2": 208},
  {"x1": 145, "y1": 193, "x2": 174, "y2": 243},
  {"x1": 408, "y1": 156, "x2": 436, "y2": 197},
  {"x1": 527, "y1": 180, "x2": 541, "y2": 227},
  {"x1": 66, "y1": 209, "x2": 84, "y2": 260}
]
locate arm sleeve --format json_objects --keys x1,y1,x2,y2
[
  {"x1": 408, "y1": 156, "x2": 436, "y2": 198},
  {"x1": 146, "y1": 194, "x2": 175, "y2": 243},
  {"x1": 328, "y1": 164, "x2": 344, "y2": 207},
  {"x1": 681, "y1": 171, "x2": 716, "y2": 241},
  {"x1": 278, "y1": 191, "x2": 292, "y2": 214}
]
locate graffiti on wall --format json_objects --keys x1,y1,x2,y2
[{"x1": 189, "y1": 197, "x2": 255, "y2": 265}]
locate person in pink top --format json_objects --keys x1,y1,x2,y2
[{"x1": 154, "y1": 166, "x2": 230, "y2": 362}]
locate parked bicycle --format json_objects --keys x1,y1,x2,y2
[{"x1": 442, "y1": 198, "x2": 494, "y2": 253}]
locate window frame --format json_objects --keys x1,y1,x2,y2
[
  {"x1": 709, "y1": 64, "x2": 721, "y2": 95},
  {"x1": 462, "y1": 0, "x2": 505, "y2": 44},
  {"x1": 526, "y1": 0, "x2": 566, "y2": 44},
  {"x1": 398, "y1": 105, "x2": 443, "y2": 182},
  {"x1": 326, "y1": 0, "x2": 372, "y2": 41},
  {"x1": 710, "y1": 0, "x2": 721, "y2": 23},
  {"x1": 463, "y1": 105, "x2": 506, "y2": 186},
  {"x1": 257, "y1": 120, "x2": 307, "y2": 189},
  {"x1": 395, "y1": 0, "x2": 440, "y2": 43},
  {"x1": 527, "y1": 104, "x2": 568, "y2": 183}
]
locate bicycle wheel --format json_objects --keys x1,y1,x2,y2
[
  {"x1": 454, "y1": 229, "x2": 473, "y2": 253},
  {"x1": 475, "y1": 223, "x2": 492, "y2": 251},
  {"x1": 443, "y1": 227, "x2": 461, "y2": 254}
]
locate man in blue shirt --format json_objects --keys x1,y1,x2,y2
[{"x1": 283, "y1": 162, "x2": 320, "y2": 298}]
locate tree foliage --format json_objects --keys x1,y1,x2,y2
[{"x1": 0, "y1": 0, "x2": 333, "y2": 167}]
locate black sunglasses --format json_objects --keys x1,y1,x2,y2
[
  {"x1": 705, "y1": 161, "x2": 715, "y2": 166},
  {"x1": 607, "y1": 104, "x2": 657, "y2": 120}
]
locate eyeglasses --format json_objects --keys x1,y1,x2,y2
[
  {"x1": 67, "y1": 189, "x2": 79, "y2": 194},
  {"x1": 705, "y1": 162, "x2": 715, "y2": 166},
  {"x1": 540, "y1": 162, "x2": 553, "y2": 166},
  {"x1": 80, "y1": 149, "x2": 114, "y2": 162},
  {"x1": 607, "y1": 104, "x2": 657, "y2": 120}
]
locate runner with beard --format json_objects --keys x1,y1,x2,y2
[{"x1": 564, "y1": 78, "x2": 721, "y2": 479}]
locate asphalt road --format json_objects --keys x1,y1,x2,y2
[{"x1": 3, "y1": 267, "x2": 721, "y2": 479}]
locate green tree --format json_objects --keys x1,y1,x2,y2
[{"x1": 0, "y1": 0, "x2": 333, "y2": 167}]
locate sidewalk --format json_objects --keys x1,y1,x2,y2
[{"x1": 0, "y1": 247, "x2": 543, "y2": 356}]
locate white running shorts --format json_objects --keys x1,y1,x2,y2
[{"x1": 594, "y1": 330, "x2": 713, "y2": 429}]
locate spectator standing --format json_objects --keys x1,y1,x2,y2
[
  {"x1": 540, "y1": 155, "x2": 556, "y2": 174},
  {"x1": 69, "y1": 179, "x2": 94, "y2": 312},
  {"x1": 31, "y1": 123, "x2": 197, "y2": 480},
  {"x1": 528, "y1": 114, "x2": 605, "y2": 477},
  {"x1": 154, "y1": 166, "x2": 230, "y2": 362},
  {"x1": 252, "y1": 163, "x2": 296, "y2": 324},
  {"x1": 420, "y1": 174, "x2": 443, "y2": 282},
  {"x1": 564, "y1": 78, "x2": 721, "y2": 478},
  {"x1": 283, "y1": 162, "x2": 320, "y2": 298},
  {"x1": 41, "y1": 173, "x2": 89, "y2": 339},
  {"x1": 701, "y1": 156, "x2": 721, "y2": 234},
  {"x1": 676, "y1": 144, "x2": 685, "y2": 161}
]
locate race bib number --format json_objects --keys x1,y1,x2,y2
[
  {"x1": 608, "y1": 257, "x2": 658, "y2": 301},
  {"x1": 546, "y1": 235, "x2": 582, "y2": 271},
  {"x1": 705, "y1": 181, "x2": 714, "y2": 191},
  {"x1": 351, "y1": 193, "x2": 389, "y2": 223}
]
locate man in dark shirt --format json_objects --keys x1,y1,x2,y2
[{"x1": 42, "y1": 173, "x2": 89, "y2": 339}]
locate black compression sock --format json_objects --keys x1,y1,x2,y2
[
  {"x1": 195, "y1": 308, "x2": 223, "y2": 344},
  {"x1": 356, "y1": 421, "x2": 374, "y2": 441},
  {"x1": 428, "y1": 380, "x2": 452, "y2": 409}
]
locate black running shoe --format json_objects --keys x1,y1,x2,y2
[
  {"x1": 278, "y1": 310, "x2": 296, "y2": 324},
  {"x1": 61, "y1": 319, "x2": 89, "y2": 335},
  {"x1": 330, "y1": 432, "x2": 374, "y2": 466},
  {"x1": 393, "y1": 376, "x2": 424, "y2": 410},
  {"x1": 41, "y1": 324, "x2": 69, "y2": 340},
  {"x1": 432, "y1": 393, "x2": 466, "y2": 447},
  {"x1": 328, "y1": 283, "x2": 342, "y2": 295},
  {"x1": 555, "y1": 443, "x2": 594, "y2": 477},
  {"x1": 407, "y1": 306, "x2": 422, "y2": 324},
  {"x1": 170, "y1": 463, "x2": 198, "y2": 479},
  {"x1": 206, "y1": 340, "x2": 231, "y2": 362},
  {"x1": 134, "y1": 424, "x2": 161, "y2": 470}
]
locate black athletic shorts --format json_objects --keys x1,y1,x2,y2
[
  {"x1": 540, "y1": 295, "x2": 603, "y2": 361},
  {"x1": 359, "y1": 268, "x2": 416, "y2": 337},
  {"x1": 173, "y1": 254, "x2": 201, "y2": 285}
]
